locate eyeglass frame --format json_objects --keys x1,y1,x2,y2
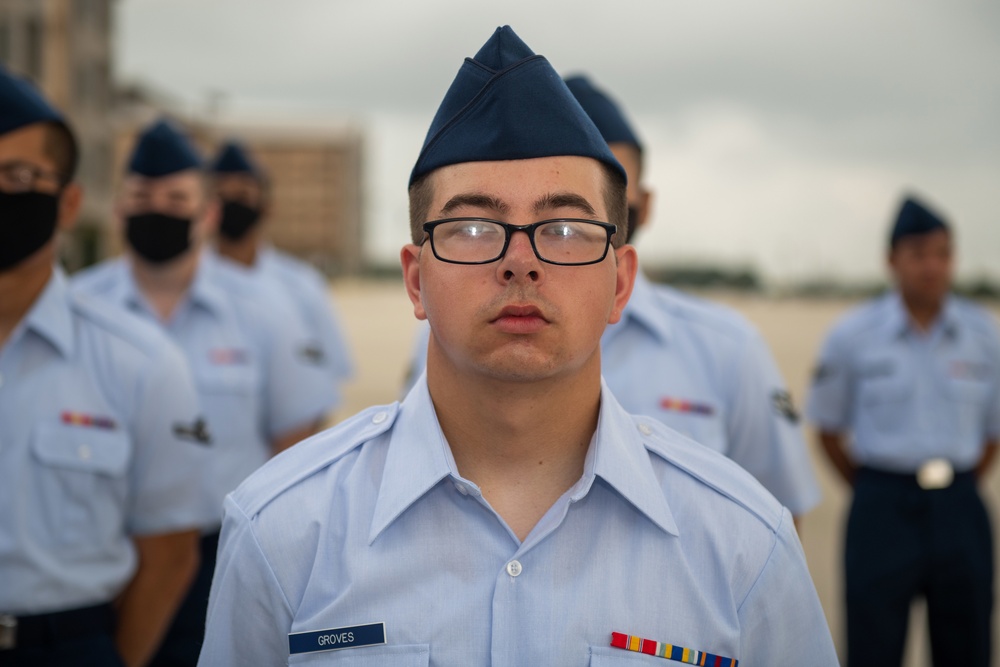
[
  {"x1": 0, "y1": 160, "x2": 64, "y2": 195},
  {"x1": 421, "y1": 217, "x2": 618, "y2": 266}
]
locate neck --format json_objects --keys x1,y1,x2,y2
[
  {"x1": 216, "y1": 233, "x2": 259, "y2": 267},
  {"x1": 0, "y1": 252, "x2": 54, "y2": 349},
  {"x1": 130, "y1": 247, "x2": 200, "y2": 322},
  {"x1": 900, "y1": 291, "x2": 945, "y2": 331},
  {"x1": 426, "y1": 343, "x2": 602, "y2": 540}
]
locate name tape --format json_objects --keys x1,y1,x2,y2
[{"x1": 288, "y1": 622, "x2": 385, "y2": 655}]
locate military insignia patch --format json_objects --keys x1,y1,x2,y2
[
  {"x1": 298, "y1": 342, "x2": 326, "y2": 365},
  {"x1": 771, "y1": 390, "x2": 799, "y2": 423},
  {"x1": 173, "y1": 417, "x2": 212, "y2": 445}
]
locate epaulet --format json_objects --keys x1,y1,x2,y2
[
  {"x1": 636, "y1": 415, "x2": 784, "y2": 532},
  {"x1": 70, "y1": 259, "x2": 120, "y2": 295},
  {"x1": 828, "y1": 297, "x2": 886, "y2": 342},
  {"x1": 653, "y1": 285, "x2": 760, "y2": 344},
  {"x1": 68, "y1": 288, "x2": 172, "y2": 360},
  {"x1": 952, "y1": 297, "x2": 1000, "y2": 341},
  {"x1": 231, "y1": 403, "x2": 401, "y2": 516}
]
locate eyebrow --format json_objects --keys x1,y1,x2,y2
[
  {"x1": 439, "y1": 193, "x2": 510, "y2": 217},
  {"x1": 532, "y1": 192, "x2": 597, "y2": 218}
]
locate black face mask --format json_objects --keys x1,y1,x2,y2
[
  {"x1": 0, "y1": 191, "x2": 60, "y2": 271},
  {"x1": 218, "y1": 200, "x2": 262, "y2": 241},
  {"x1": 125, "y1": 212, "x2": 193, "y2": 264},
  {"x1": 625, "y1": 206, "x2": 641, "y2": 244}
]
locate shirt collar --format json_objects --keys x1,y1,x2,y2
[
  {"x1": 609, "y1": 272, "x2": 673, "y2": 344},
  {"x1": 369, "y1": 375, "x2": 678, "y2": 543},
  {"x1": 886, "y1": 290, "x2": 959, "y2": 339},
  {"x1": 116, "y1": 252, "x2": 227, "y2": 317},
  {"x1": 22, "y1": 267, "x2": 75, "y2": 358}
]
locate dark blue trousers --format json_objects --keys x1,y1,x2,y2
[
  {"x1": 0, "y1": 604, "x2": 123, "y2": 667},
  {"x1": 148, "y1": 531, "x2": 220, "y2": 667},
  {"x1": 846, "y1": 468, "x2": 993, "y2": 667}
]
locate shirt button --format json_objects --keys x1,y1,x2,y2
[
  {"x1": 506, "y1": 560, "x2": 523, "y2": 577},
  {"x1": 78, "y1": 444, "x2": 92, "y2": 460},
  {"x1": 637, "y1": 423, "x2": 652, "y2": 436},
  {"x1": 454, "y1": 483, "x2": 469, "y2": 496},
  {"x1": 372, "y1": 411, "x2": 388, "y2": 424}
]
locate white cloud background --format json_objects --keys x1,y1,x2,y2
[{"x1": 117, "y1": 0, "x2": 1000, "y2": 285}]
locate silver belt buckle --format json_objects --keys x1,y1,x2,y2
[
  {"x1": 917, "y1": 458, "x2": 954, "y2": 490},
  {"x1": 0, "y1": 614, "x2": 16, "y2": 650}
]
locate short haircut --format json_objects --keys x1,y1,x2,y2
[
  {"x1": 408, "y1": 160, "x2": 628, "y2": 248},
  {"x1": 42, "y1": 122, "x2": 78, "y2": 185}
]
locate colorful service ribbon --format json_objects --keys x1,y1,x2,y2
[
  {"x1": 610, "y1": 632, "x2": 737, "y2": 667},
  {"x1": 61, "y1": 411, "x2": 116, "y2": 430},
  {"x1": 659, "y1": 397, "x2": 715, "y2": 416}
]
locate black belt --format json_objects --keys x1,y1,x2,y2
[
  {"x1": 858, "y1": 464, "x2": 974, "y2": 490},
  {"x1": 0, "y1": 602, "x2": 115, "y2": 651}
]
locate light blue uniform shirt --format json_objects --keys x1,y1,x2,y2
[
  {"x1": 806, "y1": 292, "x2": 1000, "y2": 473},
  {"x1": 602, "y1": 274, "x2": 820, "y2": 514},
  {"x1": 405, "y1": 273, "x2": 820, "y2": 514},
  {"x1": 210, "y1": 248, "x2": 354, "y2": 402},
  {"x1": 73, "y1": 257, "x2": 335, "y2": 526},
  {"x1": 257, "y1": 245, "x2": 354, "y2": 383},
  {"x1": 0, "y1": 269, "x2": 215, "y2": 615},
  {"x1": 199, "y1": 378, "x2": 837, "y2": 666}
]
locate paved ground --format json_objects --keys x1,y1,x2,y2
[{"x1": 329, "y1": 278, "x2": 1000, "y2": 665}]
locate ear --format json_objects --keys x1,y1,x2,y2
[
  {"x1": 56, "y1": 182, "x2": 83, "y2": 233},
  {"x1": 608, "y1": 244, "x2": 638, "y2": 325},
  {"x1": 636, "y1": 185, "x2": 653, "y2": 232},
  {"x1": 196, "y1": 196, "x2": 221, "y2": 241},
  {"x1": 400, "y1": 244, "x2": 428, "y2": 321}
]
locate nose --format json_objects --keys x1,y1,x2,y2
[{"x1": 497, "y1": 230, "x2": 543, "y2": 284}]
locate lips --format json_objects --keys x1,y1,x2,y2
[{"x1": 491, "y1": 304, "x2": 549, "y2": 334}]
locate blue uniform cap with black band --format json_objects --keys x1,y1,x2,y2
[
  {"x1": 127, "y1": 119, "x2": 203, "y2": 177},
  {"x1": 0, "y1": 64, "x2": 78, "y2": 179},
  {"x1": 564, "y1": 74, "x2": 642, "y2": 153},
  {"x1": 211, "y1": 141, "x2": 261, "y2": 177},
  {"x1": 890, "y1": 196, "x2": 950, "y2": 247},
  {"x1": 410, "y1": 25, "x2": 625, "y2": 187}
]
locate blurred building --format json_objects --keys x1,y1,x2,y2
[
  {"x1": 1, "y1": 0, "x2": 364, "y2": 276},
  {"x1": 0, "y1": 0, "x2": 116, "y2": 268}
]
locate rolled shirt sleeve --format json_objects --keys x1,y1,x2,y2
[{"x1": 199, "y1": 496, "x2": 292, "y2": 666}]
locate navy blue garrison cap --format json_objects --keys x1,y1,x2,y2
[
  {"x1": 890, "y1": 196, "x2": 950, "y2": 247},
  {"x1": 564, "y1": 74, "x2": 642, "y2": 153},
  {"x1": 211, "y1": 141, "x2": 261, "y2": 176},
  {"x1": 0, "y1": 63, "x2": 78, "y2": 176},
  {"x1": 410, "y1": 26, "x2": 625, "y2": 187},
  {"x1": 127, "y1": 119, "x2": 202, "y2": 177}
]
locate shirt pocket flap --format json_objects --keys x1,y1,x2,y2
[
  {"x1": 32, "y1": 421, "x2": 130, "y2": 475},
  {"x1": 288, "y1": 644, "x2": 429, "y2": 665},
  {"x1": 196, "y1": 364, "x2": 258, "y2": 395},
  {"x1": 590, "y1": 646, "x2": 666, "y2": 665}
]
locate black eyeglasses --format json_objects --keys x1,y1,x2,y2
[
  {"x1": 422, "y1": 218, "x2": 616, "y2": 266},
  {"x1": 0, "y1": 161, "x2": 63, "y2": 194}
]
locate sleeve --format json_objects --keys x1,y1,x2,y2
[
  {"x1": 254, "y1": 302, "x2": 337, "y2": 439},
  {"x1": 737, "y1": 509, "x2": 840, "y2": 664},
  {"x1": 199, "y1": 496, "x2": 293, "y2": 666},
  {"x1": 805, "y1": 324, "x2": 855, "y2": 432},
  {"x1": 984, "y1": 316, "x2": 1000, "y2": 439},
  {"x1": 723, "y1": 330, "x2": 821, "y2": 515},
  {"x1": 302, "y1": 271, "x2": 355, "y2": 383},
  {"x1": 127, "y1": 338, "x2": 217, "y2": 535}
]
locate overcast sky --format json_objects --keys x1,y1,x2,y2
[{"x1": 116, "y1": 1, "x2": 1000, "y2": 285}]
